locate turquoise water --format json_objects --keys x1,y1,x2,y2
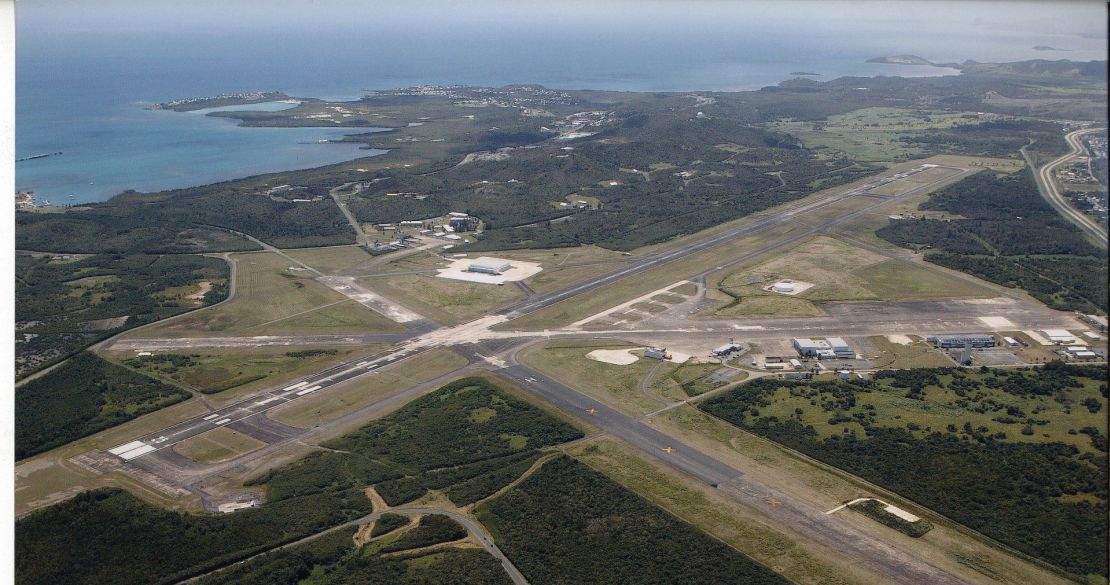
[{"x1": 16, "y1": 0, "x2": 1107, "y2": 204}]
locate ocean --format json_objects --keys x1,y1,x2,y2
[{"x1": 15, "y1": 0, "x2": 1107, "y2": 204}]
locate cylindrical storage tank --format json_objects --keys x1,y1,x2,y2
[{"x1": 772, "y1": 281, "x2": 795, "y2": 293}]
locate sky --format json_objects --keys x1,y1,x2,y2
[{"x1": 17, "y1": 0, "x2": 1108, "y2": 40}]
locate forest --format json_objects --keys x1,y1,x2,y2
[
  {"x1": 323, "y1": 376, "x2": 581, "y2": 506},
  {"x1": 16, "y1": 376, "x2": 572, "y2": 584},
  {"x1": 195, "y1": 528, "x2": 511, "y2": 585},
  {"x1": 476, "y1": 456, "x2": 790, "y2": 585},
  {"x1": 15, "y1": 486, "x2": 372, "y2": 585},
  {"x1": 15, "y1": 253, "x2": 228, "y2": 378},
  {"x1": 699, "y1": 365, "x2": 1109, "y2": 577},
  {"x1": 876, "y1": 170, "x2": 1108, "y2": 312},
  {"x1": 15, "y1": 351, "x2": 190, "y2": 460}
]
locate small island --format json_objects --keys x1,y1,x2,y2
[
  {"x1": 149, "y1": 91, "x2": 292, "y2": 112},
  {"x1": 1033, "y1": 45, "x2": 1068, "y2": 52},
  {"x1": 866, "y1": 54, "x2": 935, "y2": 66},
  {"x1": 789, "y1": 71, "x2": 821, "y2": 76}
]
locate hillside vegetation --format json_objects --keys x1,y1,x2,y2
[
  {"x1": 699, "y1": 364, "x2": 1109, "y2": 577},
  {"x1": 16, "y1": 352, "x2": 191, "y2": 460},
  {"x1": 476, "y1": 456, "x2": 790, "y2": 585},
  {"x1": 15, "y1": 253, "x2": 228, "y2": 378},
  {"x1": 877, "y1": 170, "x2": 1108, "y2": 313}
]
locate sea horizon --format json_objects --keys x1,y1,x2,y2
[{"x1": 16, "y1": 0, "x2": 1107, "y2": 204}]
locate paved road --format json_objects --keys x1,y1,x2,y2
[
  {"x1": 179, "y1": 506, "x2": 529, "y2": 585},
  {"x1": 1024, "y1": 128, "x2": 1108, "y2": 247},
  {"x1": 495, "y1": 361, "x2": 967, "y2": 585},
  {"x1": 329, "y1": 182, "x2": 371, "y2": 247}
]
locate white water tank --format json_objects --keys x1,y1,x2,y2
[{"x1": 772, "y1": 281, "x2": 795, "y2": 293}]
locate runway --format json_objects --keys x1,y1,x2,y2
[
  {"x1": 494, "y1": 362, "x2": 966, "y2": 585},
  {"x1": 75, "y1": 159, "x2": 1084, "y2": 585}
]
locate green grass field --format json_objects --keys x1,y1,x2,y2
[
  {"x1": 711, "y1": 236, "x2": 989, "y2": 317},
  {"x1": 283, "y1": 245, "x2": 374, "y2": 274},
  {"x1": 174, "y1": 427, "x2": 266, "y2": 464},
  {"x1": 519, "y1": 340, "x2": 681, "y2": 415},
  {"x1": 110, "y1": 346, "x2": 387, "y2": 400},
  {"x1": 768, "y1": 107, "x2": 1004, "y2": 162},
  {"x1": 130, "y1": 251, "x2": 401, "y2": 337}
]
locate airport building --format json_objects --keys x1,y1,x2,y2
[
  {"x1": 644, "y1": 347, "x2": 669, "y2": 360},
  {"x1": 1040, "y1": 329, "x2": 1075, "y2": 345},
  {"x1": 927, "y1": 335, "x2": 995, "y2": 349},
  {"x1": 467, "y1": 257, "x2": 513, "y2": 275},
  {"x1": 711, "y1": 338, "x2": 744, "y2": 357},
  {"x1": 827, "y1": 337, "x2": 854, "y2": 358},
  {"x1": 793, "y1": 338, "x2": 831, "y2": 357}
]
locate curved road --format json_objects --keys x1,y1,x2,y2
[
  {"x1": 179, "y1": 507, "x2": 528, "y2": 585},
  {"x1": 1026, "y1": 128, "x2": 1108, "y2": 247}
]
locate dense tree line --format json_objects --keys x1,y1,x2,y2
[
  {"x1": 15, "y1": 352, "x2": 190, "y2": 460},
  {"x1": 898, "y1": 119, "x2": 1067, "y2": 157},
  {"x1": 15, "y1": 487, "x2": 372, "y2": 585},
  {"x1": 699, "y1": 369, "x2": 1109, "y2": 577},
  {"x1": 15, "y1": 253, "x2": 228, "y2": 378},
  {"x1": 877, "y1": 170, "x2": 1108, "y2": 312},
  {"x1": 476, "y1": 457, "x2": 790, "y2": 585},
  {"x1": 370, "y1": 513, "x2": 410, "y2": 537},
  {"x1": 16, "y1": 376, "x2": 575, "y2": 584},
  {"x1": 250, "y1": 377, "x2": 579, "y2": 508},
  {"x1": 16, "y1": 188, "x2": 353, "y2": 254},
  {"x1": 326, "y1": 377, "x2": 581, "y2": 506},
  {"x1": 378, "y1": 514, "x2": 468, "y2": 553}
]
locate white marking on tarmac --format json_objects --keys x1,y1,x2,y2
[
  {"x1": 118, "y1": 444, "x2": 157, "y2": 460},
  {"x1": 283, "y1": 381, "x2": 309, "y2": 391},
  {"x1": 202, "y1": 414, "x2": 220, "y2": 421},
  {"x1": 108, "y1": 441, "x2": 146, "y2": 455},
  {"x1": 215, "y1": 418, "x2": 232, "y2": 425},
  {"x1": 296, "y1": 385, "x2": 323, "y2": 396},
  {"x1": 979, "y1": 316, "x2": 1015, "y2": 329}
]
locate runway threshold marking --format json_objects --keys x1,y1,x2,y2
[
  {"x1": 202, "y1": 414, "x2": 220, "y2": 421},
  {"x1": 295, "y1": 385, "x2": 323, "y2": 396},
  {"x1": 215, "y1": 418, "x2": 232, "y2": 425}
]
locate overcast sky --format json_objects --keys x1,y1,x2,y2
[{"x1": 18, "y1": 0, "x2": 1108, "y2": 40}]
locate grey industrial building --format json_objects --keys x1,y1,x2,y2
[
  {"x1": 793, "y1": 337, "x2": 851, "y2": 359},
  {"x1": 467, "y1": 258, "x2": 513, "y2": 275},
  {"x1": 927, "y1": 335, "x2": 995, "y2": 349}
]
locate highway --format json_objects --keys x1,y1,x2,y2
[{"x1": 1026, "y1": 127, "x2": 1108, "y2": 247}]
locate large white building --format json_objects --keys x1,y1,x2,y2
[
  {"x1": 826, "y1": 337, "x2": 853, "y2": 358},
  {"x1": 793, "y1": 338, "x2": 831, "y2": 357},
  {"x1": 467, "y1": 257, "x2": 513, "y2": 275},
  {"x1": 1040, "y1": 329, "x2": 1075, "y2": 345}
]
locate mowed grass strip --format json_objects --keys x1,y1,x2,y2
[
  {"x1": 132, "y1": 251, "x2": 401, "y2": 338},
  {"x1": 174, "y1": 427, "x2": 266, "y2": 464},
  {"x1": 267, "y1": 349, "x2": 469, "y2": 428},
  {"x1": 282, "y1": 245, "x2": 373, "y2": 274},
  {"x1": 358, "y1": 273, "x2": 524, "y2": 325},
  {"x1": 112, "y1": 346, "x2": 387, "y2": 401},
  {"x1": 519, "y1": 340, "x2": 678, "y2": 416},
  {"x1": 711, "y1": 235, "x2": 988, "y2": 318}
]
